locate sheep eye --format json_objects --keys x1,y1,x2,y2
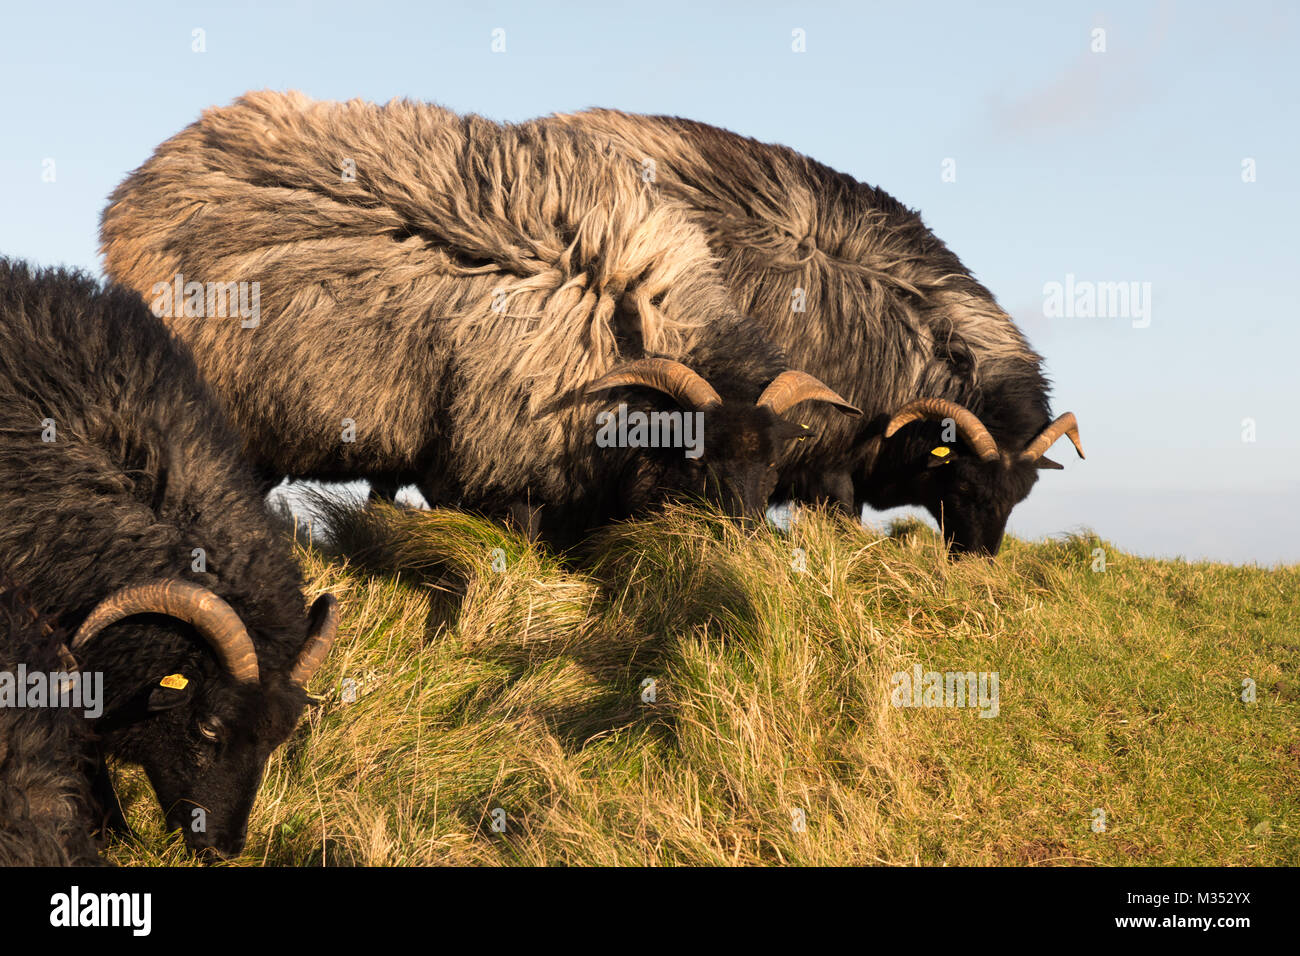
[{"x1": 198, "y1": 720, "x2": 221, "y2": 741}]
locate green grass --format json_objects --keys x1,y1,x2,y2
[{"x1": 105, "y1": 503, "x2": 1300, "y2": 866}]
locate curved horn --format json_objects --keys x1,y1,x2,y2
[
  {"x1": 884, "y1": 398, "x2": 1000, "y2": 462},
  {"x1": 70, "y1": 580, "x2": 259, "y2": 683},
  {"x1": 756, "y1": 371, "x2": 862, "y2": 418},
  {"x1": 1020, "y1": 412, "x2": 1084, "y2": 463},
  {"x1": 288, "y1": 594, "x2": 339, "y2": 689},
  {"x1": 585, "y1": 358, "x2": 722, "y2": 411}
]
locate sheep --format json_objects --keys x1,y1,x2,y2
[
  {"x1": 0, "y1": 259, "x2": 338, "y2": 859},
  {"x1": 100, "y1": 91, "x2": 859, "y2": 546},
  {"x1": 548, "y1": 109, "x2": 1084, "y2": 554}
]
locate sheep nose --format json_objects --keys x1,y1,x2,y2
[{"x1": 184, "y1": 823, "x2": 245, "y2": 859}]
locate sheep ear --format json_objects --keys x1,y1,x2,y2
[
  {"x1": 147, "y1": 674, "x2": 192, "y2": 711},
  {"x1": 773, "y1": 419, "x2": 811, "y2": 441},
  {"x1": 1035, "y1": 456, "x2": 1064, "y2": 470},
  {"x1": 926, "y1": 446, "x2": 955, "y2": 468}
]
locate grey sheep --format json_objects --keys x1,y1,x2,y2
[{"x1": 101, "y1": 91, "x2": 859, "y2": 545}]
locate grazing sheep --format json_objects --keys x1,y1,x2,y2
[
  {"x1": 100, "y1": 91, "x2": 859, "y2": 545},
  {"x1": 549, "y1": 109, "x2": 1083, "y2": 554},
  {"x1": 0, "y1": 259, "x2": 338, "y2": 859}
]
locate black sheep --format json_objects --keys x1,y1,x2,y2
[
  {"x1": 0, "y1": 259, "x2": 338, "y2": 859},
  {"x1": 551, "y1": 109, "x2": 1085, "y2": 555}
]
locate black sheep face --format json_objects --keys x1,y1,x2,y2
[
  {"x1": 625, "y1": 404, "x2": 809, "y2": 518},
  {"x1": 589, "y1": 360, "x2": 861, "y2": 529},
  {"x1": 104, "y1": 660, "x2": 308, "y2": 860},
  {"x1": 874, "y1": 405, "x2": 1082, "y2": 558},
  {"x1": 921, "y1": 450, "x2": 1044, "y2": 557},
  {"x1": 697, "y1": 404, "x2": 810, "y2": 518}
]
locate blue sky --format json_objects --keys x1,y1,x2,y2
[{"x1": 2, "y1": 1, "x2": 1297, "y2": 563}]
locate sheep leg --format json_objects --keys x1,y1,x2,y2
[
  {"x1": 793, "y1": 470, "x2": 858, "y2": 519},
  {"x1": 90, "y1": 751, "x2": 133, "y2": 841},
  {"x1": 817, "y1": 471, "x2": 857, "y2": 515},
  {"x1": 368, "y1": 477, "x2": 402, "y2": 504},
  {"x1": 507, "y1": 498, "x2": 543, "y2": 541},
  {"x1": 252, "y1": 464, "x2": 284, "y2": 498}
]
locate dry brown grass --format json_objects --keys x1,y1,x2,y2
[{"x1": 106, "y1": 503, "x2": 1300, "y2": 866}]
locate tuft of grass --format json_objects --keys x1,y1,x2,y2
[{"x1": 106, "y1": 502, "x2": 1300, "y2": 866}]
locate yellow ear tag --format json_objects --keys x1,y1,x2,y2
[
  {"x1": 930, "y1": 446, "x2": 951, "y2": 459},
  {"x1": 159, "y1": 674, "x2": 189, "y2": 690}
]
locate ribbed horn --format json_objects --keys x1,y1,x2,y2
[
  {"x1": 884, "y1": 398, "x2": 1000, "y2": 462},
  {"x1": 756, "y1": 371, "x2": 862, "y2": 417},
  {"x1": 70, "y1": 580, "x2": 259, "y2": 684},
  {"x1": 288, "y1": 594, "x2": 339, "y2": 689},
  {"x1": 585, "y1": 358, "x2": 722, "y2": 411},
  {"x1": 1020, "y1": 412, "x2": 1084, "y2": 463}
]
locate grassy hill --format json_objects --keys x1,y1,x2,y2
[{"x1": 106, "y1": 503, "x2": 1300, "y2": 866}]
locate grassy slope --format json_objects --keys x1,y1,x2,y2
[{"x1": 106, "y1": 504, "x2": 1300, "y2": 866}]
